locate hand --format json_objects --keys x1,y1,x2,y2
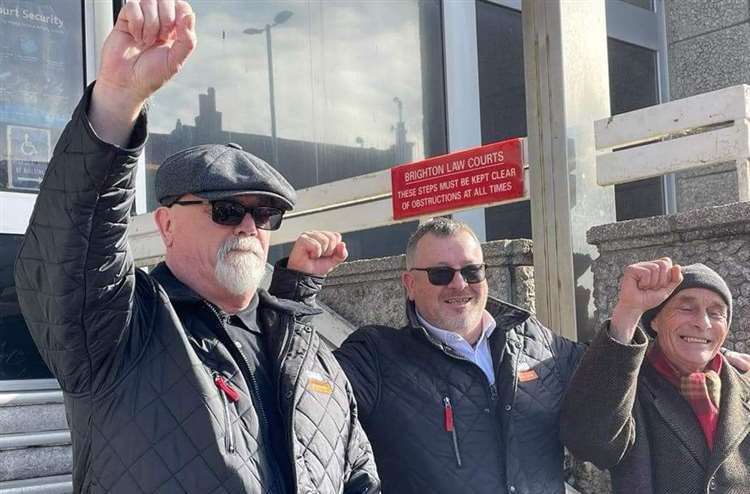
[
  {"x1": 724, "y1": 350, "x2": 750, "y2": 373},
  {"x1": 99, "y1": 0, "x2": 196, "y2": 103},
  {"x1": 610, "y1": 258, "x2": 683, "y2": 343},
  {"x1": 89, "y1": 1, "x2": 197, "y2": 144},
  {"x1": 287, "y1": 231, "x2": 348, "y2": 276}
]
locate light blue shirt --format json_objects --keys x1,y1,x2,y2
[{"x1": 417, "y1": 309, "x2": 498, "y2": 385}]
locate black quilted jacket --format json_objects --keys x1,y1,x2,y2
[
  {"x1": 14, "y1": 85, "x2": 379, "y2": 494},
  {"x1": 334, "y1": 298, "x2": 584, "y2": 494}
]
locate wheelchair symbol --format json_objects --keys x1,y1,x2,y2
[{"x1": 21, "y1": 134, "x2": 38, "y2": 156}]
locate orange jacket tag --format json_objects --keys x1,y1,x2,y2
[
  {"x1": 306, "y1": 372, "x2": 333, "y2": 394},
  {"x1": 518, "y1": 369, "x2": 538, "y2": 382}
]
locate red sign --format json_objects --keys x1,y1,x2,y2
[{"x1": 391, "y1": 138, "x2": 525, "y2": 220}]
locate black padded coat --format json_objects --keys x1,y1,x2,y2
[
  {"x1": 14, "y1": 84, "x2": 379, "y2": 494},
  {"x1": 335, "y1": 298, "x2": 584, "y2": 494}
]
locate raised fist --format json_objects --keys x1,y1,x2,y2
[
  {"x1": 609, "y1": 258, "x2": 684, "y2": 343},
  {"x1": 287, "y1": 231, "x2": 348, "y2": 276}
]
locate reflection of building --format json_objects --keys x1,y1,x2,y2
[{"x1": 146, "y1": 87, "x2": 414, "y2": 210}]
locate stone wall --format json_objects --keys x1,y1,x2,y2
[
  {"x1": 319, "y1": 239, "x2": 535, "y2": 330},
  {"x1": 588, "y1": 201, "x2": 750, "y2": 351},
  {"x1": 665, "y1": 0, "x2": 750, "y2": 210}
]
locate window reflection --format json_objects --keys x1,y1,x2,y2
[
  {"x1": 0, "y1": 234, "x2": 52, "y2": 380},
  {"x1": 146, "y1": 1, "x2": 445, "y2": 205},
  {"x1": 0, "y1": 0, "x2": 83, "y2": 193}
]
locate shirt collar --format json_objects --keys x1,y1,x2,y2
[{"x1": 417, "y1": 309, "x2": 497, "y2": 350}]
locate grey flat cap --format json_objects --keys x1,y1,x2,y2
[
  {"x1": 155, "y1": 143, "x2": 296, "y2": 210},
  {"x1": 641, "y1": 263, "x2": 732, "y2": 337}
]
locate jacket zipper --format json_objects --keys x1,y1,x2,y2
[
  {"x1": 443, "y1": 396, "x2": 462, "y2": 467},
  {"x1": 278, "y1": 315, "x2": 313, "y2": 491},
  {"x1": 214, "y1": 374, "x2": 238, "y2": 453},
  {"x1": 206, "y1": 303, "x2": 285, "y2": 493}
]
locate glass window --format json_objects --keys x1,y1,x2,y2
[
  {"x1": 608, "y1": 37, "x2": 662, "y2": 221},
  {"x1": 477, "y1": 2, "x2": 663, "y2": 240},
  {"x1": 0, "y1": 234, "x2": 52, "y2": 380},
  {"x1": 476, "y1": 3, "x2": 531, "y2": 241},
  {"x1": 0, "y1": 0, "x2": 84, "y2": 193},
  {"x1": 620, "y1": 0, "x2": 653, "y2": 11},
  {"x1": 144, "y1": 0, "x2": 446, "y2": 261}
]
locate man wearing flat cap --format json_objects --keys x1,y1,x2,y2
[
  {"x1": 14, "y1": 2, "x2": 378, "y2": 493},
  {"x1": 561, "y1": 258, "x2": 750, "y2": 494}
]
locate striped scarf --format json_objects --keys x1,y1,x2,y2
[{"x1": 647, "y1": 344, "x2": 722, "y2": 450}]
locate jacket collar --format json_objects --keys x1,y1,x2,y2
[
  {"x1": 642, "y1": 358, "x2": 750, "y2": 468},
  {"x1": 708, "y1": 362, "x2": 750, "y2": 470}
]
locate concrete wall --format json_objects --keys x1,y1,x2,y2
[
  {"x1": 665, "y1": 0, "x2": 750, "y2": 210},
  {"x1": 588, "y1": 201, "x2": 750, "y2": 351},
  {"x1": 319, "y1": 239, "x2": 535, "y2": 330}
]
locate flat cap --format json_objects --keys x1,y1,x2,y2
[
  {"x1": 155, "y1": 143, "x2": 296, "y2": 210},
  {"x1": 641, "y1": 263, "x2": 733, "y2": 337}
]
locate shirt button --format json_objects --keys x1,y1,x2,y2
[
  {"x1": 508, "y1": 486, "x2": 516, "y2": 493},
  {"x1": 505, "y1": 404, "x2": 512, "y2": 412},
  {"x1": 709, "y1": 478, "x2": 717, "y2": 490},
  {"x1": 484, "y1": 408, "x2": 491, "y2": 414},
  {"x1": 286, "y1": 390, "x2": 294, "y2": 399}
]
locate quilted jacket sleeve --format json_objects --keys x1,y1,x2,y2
[
  {"x1": 334, "y1": 326, "x2": 382, "y2": 421},
  {"x1": 14, "y1": 84, "x2": 147, "y2": 394},
  {"x1": 560, "y1": 322, "x2": 648, "y2": 469}
]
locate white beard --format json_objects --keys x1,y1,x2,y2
[{"x1": 214, "y1": 236, "x2": 266, "y2": 295}]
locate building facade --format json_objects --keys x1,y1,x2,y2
[{"x1": 0, "y1": 0, "x2": 747, "y2": 489}]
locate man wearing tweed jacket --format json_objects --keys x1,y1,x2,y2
[{"x1": 562, "y1": 258, "x2": 750, "y2": 494}]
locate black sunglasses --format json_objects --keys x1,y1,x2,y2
[
  {"x1": 410, "y1": 264, "x2": 486, "y2": 286},
  {"x1": 171, "y1": 199, "x2": 284, "y2": 230}
]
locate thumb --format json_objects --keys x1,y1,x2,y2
[
  {"x1": 168, "y1": 2, "x2": 196, "y2": 75},
  {"x1": 666, "y1": 265, "x2": 683, "y2": 293},
  {"x1": 332, "y1": 242, "x2": 348, "y2": 263}
]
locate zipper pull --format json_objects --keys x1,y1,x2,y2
[
  {"x1": 214, "y1": 375, "x2": 240, "y2": 403},
  {"x1": 443, "y1": 396, "x2": 462, "y2": 467},
  {"x1": 443, "y1": 396, "x2": 455, "y2": 432}
]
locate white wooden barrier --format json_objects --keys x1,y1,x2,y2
[
  {"x1": 129, "y1": 153, "x2": 529, "y2": 264},
  {"x1": 595, "y1": 84, "x2": 750, "y2": 202}
]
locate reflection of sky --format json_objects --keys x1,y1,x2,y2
[{"x1": 149, "y1": 1, "x2": 426, "y2": 158}]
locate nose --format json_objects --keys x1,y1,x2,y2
[
  {"x1": 233, "y1": 211, "x2": 259, "y2": 236},
  {"x1": 447, "y1": 269, "x2": 468, "y2": 289},
  {"x1": 694, "y1": 311, "x2": 712, "y2": 331}
]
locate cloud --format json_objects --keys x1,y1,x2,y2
[{"x1": 149, "y1": 0, "x2": 434, "y2": 159}]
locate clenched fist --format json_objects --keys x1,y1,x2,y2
[
  {"x1": 90, "y1": 0, "x2": 197, "y2": 145},
  {"x1": 610, "y1": 258, "x2": 684, "y2": 343},
  {"x1": 287, "y1": 231, "x2": 348, "y2": 276}
]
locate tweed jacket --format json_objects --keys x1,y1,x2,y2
[
  {"x1": 14, "y1": 84, "x2": 379, "y2": 494},
  {"x1": 561, "y1": 324, "x2": 750, "y2": 494}
]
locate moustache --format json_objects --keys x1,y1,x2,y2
[{"x1": 218, "y1": 236, "x2": 262, "y2": 258}]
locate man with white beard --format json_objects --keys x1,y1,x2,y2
[{"x1": 14, "y1": 2, "x2": 378, "y2": 492}]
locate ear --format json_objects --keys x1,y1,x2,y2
[
  {"x1": 650, "y1": 315, "x2": 661, "y2": 335},
  {"x1": 154, "y1": 207, "x2": 175, "y2": 248},
  {"x1": 402, "y1": 271, "x2": 416, "y2": 301}
]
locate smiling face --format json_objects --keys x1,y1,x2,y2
[
  {"x1": 401, "y1": 230, "x2": 488, "y2": 336},
  {"x1": 651, "y1": 288, "x2": 729, "y2": 374}
]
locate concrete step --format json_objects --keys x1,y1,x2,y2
[
  {"x1": 0, "y1": 446, "x2": 72, "y2": 483},
  {"x1": 0, "y1": 474, "x2": 73, "y2": 493}
]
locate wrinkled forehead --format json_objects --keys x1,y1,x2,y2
[
  {"x1": 414, "y1": 231, "x2": 484, "y2": 266},
  {"x1": 667, "y1": 288, "x2": 728, "y2": 311}
]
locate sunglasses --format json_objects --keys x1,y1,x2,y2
[
  {"x1": 410, "y1": 264, "x2": 486, "y2": 286},
  {"x1": 171, "y1": 199, "x2": 284, "y2": 230}
]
